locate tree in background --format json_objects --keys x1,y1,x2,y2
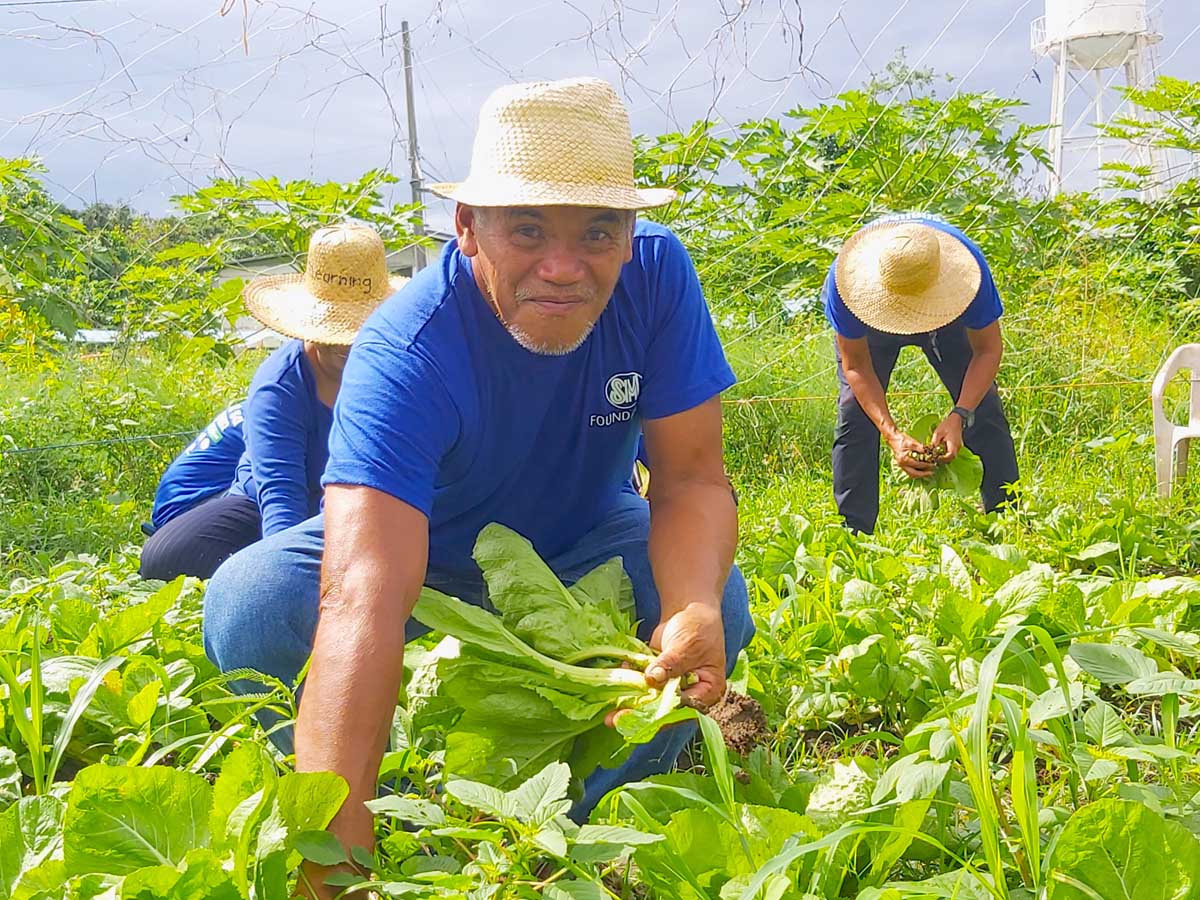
[
  {"x1": 0, "y1": 158, "x2": 88, "y2": 337},
  {"x1": 634, "y1": 57, "x2": 1052, "y2": 322}
]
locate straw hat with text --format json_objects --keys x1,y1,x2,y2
[
  {"x1": 430, "y1": 77, "x2": 676, "y2": 210},
  {"x1": 242, "y1": 223, "x2": 408, "y2": 345},
  {"x1": 834, "y1": 219, "x2": 982, "y2": 335}
]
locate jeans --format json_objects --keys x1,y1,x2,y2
[
  {"x1": 202, "y1": 490, "x2": 754, "y2": 819},
  {"x1": 139, "y1": 493, "x2": 262, "y2": 581},
  {"x1": 832, "y1": 324, "x2": 1019, "y2": 534}
]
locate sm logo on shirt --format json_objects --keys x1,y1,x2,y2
[
  {"x1": 591, "y1": 372, "x2": 641, "y2": 428},
  {"x1": 605, "y1": 372, "x2": 641, "y2": 409}
]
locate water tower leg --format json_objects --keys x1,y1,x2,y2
[
  {"x1": 1048, "y1": 43, "x2": 1068, "y2": 195},
  {"x1": 1093, "y1": 70, "x2": 1105, "y2": 188}
]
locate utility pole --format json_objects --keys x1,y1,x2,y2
[{"x1": 401, "y1": 19, "x2": 427, "y2": 271}]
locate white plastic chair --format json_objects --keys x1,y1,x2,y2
[{"x1": 1152, "y1": 343, "x2": 1200, "y2": 497}]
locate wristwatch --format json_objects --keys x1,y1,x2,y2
[{"x1": 951, "y1": 406, "x2": 975, "y2": 428}]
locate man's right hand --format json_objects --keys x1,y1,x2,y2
[{"x1": 886, "y1": 431, "x2": 936, "y2": 479}]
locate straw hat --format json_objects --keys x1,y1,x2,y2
[
  {"x1": 242, "y1": 223, "x2": 408, "y2": 345},
  {"x1": 834, "y1": 220, "x2": 982, "y2": 335},
  {"x1": 430, "y1": 77, "x2": 676, "y2": 210}
]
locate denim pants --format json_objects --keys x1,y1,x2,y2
[
  {"x1": 832, "y1": 323, "x2": 1019, "y2": 534},
  {"x1": 202, "y1": 490, "x2": 754, "y2": 819}
]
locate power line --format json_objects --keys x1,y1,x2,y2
[
  {"x1": 0, "y1": 0, "x2": 104, "y2": 7},
  {"x1": 2, "y1": 430, "x2": 198, "y2": 457}
]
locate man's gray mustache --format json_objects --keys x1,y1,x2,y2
[{"x1": 514, "y1": 287, "x2": 596, "y2": 303}]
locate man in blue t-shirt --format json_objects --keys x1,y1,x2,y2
[
  {"x1": 822, "y1": 213, "x2": 1019, "y2": 533},
  {"x1": 202, "y1": 77, "x2": 752, "y2": 864}
]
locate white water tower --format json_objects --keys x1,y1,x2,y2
[{"x1": 1032, "y1": 0, "x2": 1164, "y2": 195}]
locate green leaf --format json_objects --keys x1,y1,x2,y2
[
  {"x1": 575, "y1": 824, "x2": 664, "y2": 847},
  {"x1": 364, "y1": 796, "x2": 446, "y2": 828},
  {"x1": 473, "y1": 524, "x2": 645, "y2": 663},
  {"x1": 408, "y1": 526, "x2": 674, "y2": 789},
  {"x1": 1126, "y1": 672, "x2": 1200, "y2": 697},
  {"x1": 444, "y1": 777, "x2": 514, "y2": 820},
  {"x1": 909, "y1": 415, "x2": 985, "y2": 498},
  {"x1": 533, "y1": 824, "x2": 569, "y2": 858},
  {"x1": 505, "y1": 761, "x2": 572, "y2": 823},
  {"x1": 939, "y1": 545, "x2": 973, "y2": 599},
  {"x1": 1134, "y1": 628, "x2": 1200, "y2": 659},
  {"x1": 872, "y1": 757, "x2": 950, "y2": 804},
  {"x1": 126, "y1": 680, "x2": 161, "y2": 729},
  {"x1": 1082, "y1": 702, "x2": 1131, "y2": 748},
  {"x1": 275, "y1": 771, "x2": 348, "y2": 833},
  {"x1": 964, "y1": 542, "x2": 1028, "y2": 588},
  {"x1": 118, "y1": 849, "x2": 241, "y2": 900},
  {"x1": 293, "y1": 830, "x2": 347, "y2": 866},
  {"x1": 411, "y1": 587, "x2": 560, "y2": 674},
  {"x1": 63, "y1": 765, "x2": 212, "y2": 876},
  {"x1": 0, "y1": 796, "x2": 64, "y2": 899},
  {"x1": 569, "y1": 557, "x2": 635, "y2": 619},
  {"x1": 78, "y1": 580, "x2": 182, "y2": 657},
  {"x1": 545, "y1": 881, "x2": 608, "y2": 900},
  {"x1": 209, "y1": 742, "x2": 274, "y2": 854},
  {"x1": 0, "y1": 748, "x2": 21, "y2": 808},
  {"x1": 1047, "y1": 798, "x2": 1200, "y2": 899},
  {"x1": 1029, "y1": 682, "x2": 1084, "y2": 724},
  {"x1": 1070, "y1": 541, "x2": 1122, "y2": 563},
  {"x1": 47, "y1": 656, "x2": 126, "y2": 785},
  {"x1": 1069, "y1": 642, "x2": 1157, "y2": 685}
]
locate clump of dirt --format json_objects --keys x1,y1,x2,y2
[{"x1": 709, "y1": 690, "x2": 770, "y2": 755}]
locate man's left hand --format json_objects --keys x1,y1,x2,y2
[
  {"x1": 930, "y1": 414, "x2": 964, "y2": 461},
  {"x1": 645, "y1": 602, "x2": 726, "y2": 710}
]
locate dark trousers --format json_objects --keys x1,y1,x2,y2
[
  {"x1": 139, "y1": 493, "x2": 262, "y2": 581},
  {"x1": 832, "y1": 324, "x2": 1019, "y2": 534}
]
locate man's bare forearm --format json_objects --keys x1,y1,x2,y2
[
  {"x1": 296, "y1": 570, "x2": 413, "y2": 851},
  {"x1": 955, "y1": 349, "x2": 1001, "y2": 412},
  {"x1": 844, "y1": 364, "x2": 898, "y2": 439},
  {"x1": 296, "y1": 485, "x2": 430, "y2": 869},
  {"x1": 648, "y1": 479, "x2": 736, "y2": 618}
]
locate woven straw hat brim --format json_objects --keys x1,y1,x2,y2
[
  {"x1": 242, "y1": 273, "x2": 407, "y2": 345},
  {"x1": 835, "y1": 225, "x2": 982, "y2": 335},
  {"x1": 430, "y1": 179, "x2": 676, "y2": 210}
]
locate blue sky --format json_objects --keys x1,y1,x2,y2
[{"x1": 1, "y1": 0, "x2": 1196, "y2": 226}]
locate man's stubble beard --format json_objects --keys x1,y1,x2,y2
[
  {"x1": 505, "y1": 284, "x2": 600, "y2": 356},
  {"x1": 506, "y1": 318, "x2": 596, "y2": 356}
]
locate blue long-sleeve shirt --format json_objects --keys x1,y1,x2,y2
[
  {"x1": 150, "y1": 402, "x2": 246, "y2": 529},
  {"x1": 228, "y1": 340, "x2": 333, "y2": 537}
]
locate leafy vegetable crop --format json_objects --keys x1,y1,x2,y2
[{"x1": 409, "y1": 524, "x2": 691, "y2": 793}]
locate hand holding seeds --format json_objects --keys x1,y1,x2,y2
[
  {"x1": 887, "y1": 431, "x2": 937, "y2": 479},
  {"x1": 929, "y1": 413, "x2": 965, "y2": 461}
]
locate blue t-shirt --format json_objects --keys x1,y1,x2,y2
[
  {"x1": 228, "y1": 340, "x2": 333, "y2": 537},
  {"x1": 150, "y1": 402, "x2": 245, "y2": 529},
  {"x1": 323, "y1": 220, "x2": 735, "y2": 574},
  {"x1": 822, "y1": 215, "x2": 1003, "y2": 339}
]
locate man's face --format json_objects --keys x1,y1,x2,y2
[{"x1": 456, "y1": 205, "x2": 635, "y2": 355}]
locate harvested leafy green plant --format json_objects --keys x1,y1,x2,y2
[
  {"x1": 897, "y1": 413, "x2": 985, "y2": 511},
  {"x1": 409, "y1": 524, "x2": 692, "y2": 792}
]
